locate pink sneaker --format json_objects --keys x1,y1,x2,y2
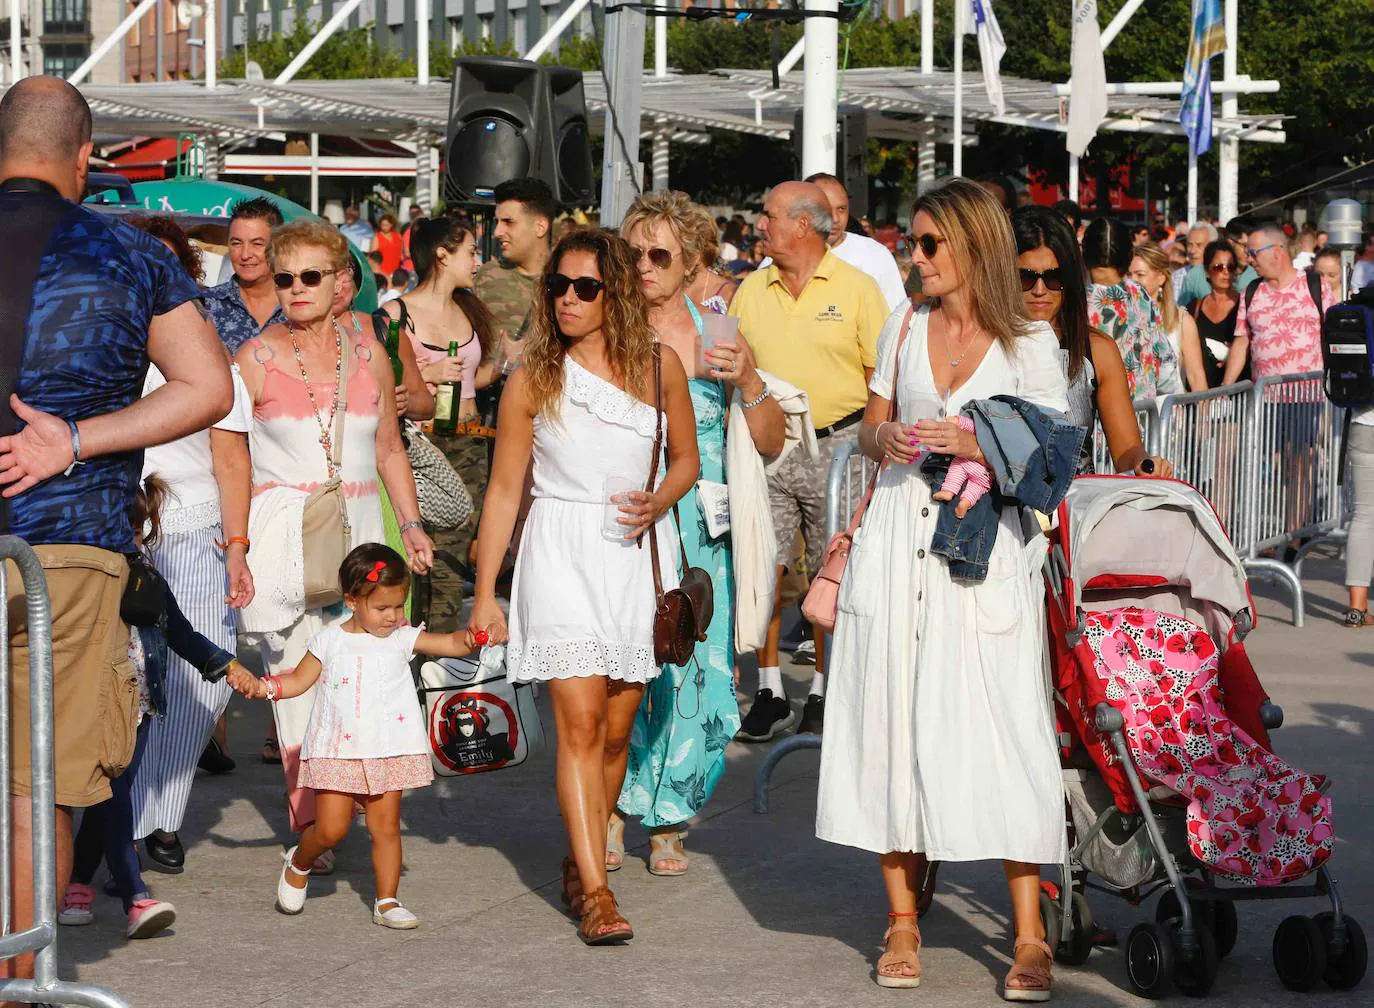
[
  {"x1": 58, "y1": 882, "x2": 96, "y2": 926},
  {"x1": 126, "y1": 898, "x2": 175, "y2": 939}
]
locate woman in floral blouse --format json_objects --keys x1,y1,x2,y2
[{"x1": 1083, "y1": 218, "x2": 1183, "y2": 399}]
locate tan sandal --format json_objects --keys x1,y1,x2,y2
[
  {"x1": 606, "y1": 813, "x2": 625, "y2": 871},
  {"x1": 1003, "y1": 936, "x2": 1053, "y2": 1002},
  {"x1": 647, "y1": 828, "x2": 688, "y2": 876},
  {"x1": 875, "y1": 912, "x2": 922, "y2": 988},
  {"x1": 577, "y1": 886, "x2": 633, "y2": 945},
  {"x1": 559, "y1": 856, "x2": 584, "y2": 917}
]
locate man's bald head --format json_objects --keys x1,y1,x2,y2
[
  {"x1": 0, "y1": 77, "x2": 94, "y2": 200},
  {"x1": 0, "y1": 76, "x2": 92, "y2": 161},
  {"x1": 759, "y1": 180, "x2": 832, "y2": 268}
]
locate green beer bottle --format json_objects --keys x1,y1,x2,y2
[
  {"x1": 433, "y1": 339, "x2": 461, "y2": 434},
  {"x1": 383, "y1": 318, "x2": 404, "y2": 384}
]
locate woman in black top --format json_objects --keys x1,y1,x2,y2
[{"x1": 1191, "y1": 239, "x2": 1248, "y2": 386}]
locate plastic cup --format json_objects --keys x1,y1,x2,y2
[
  {"x1": 698, "y1": 313, "x2": 739, "y2": 375},
  {"x1": 603, "y1": 476, "x2": 640, "y2": 541}
]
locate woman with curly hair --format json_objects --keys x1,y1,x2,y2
[{"x1": 469, "y1": 228, "x2": 699, "y2": 945}]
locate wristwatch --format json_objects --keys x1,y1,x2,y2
[{"x1": 62, "y1": 419, "x2": 85, "y2": 477}]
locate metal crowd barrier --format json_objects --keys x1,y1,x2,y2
[
  {"x1": 0, "y1": 537, "x2": 129, "y2": 1008},
  {"x1": 753, "y1": 439, "x2": 870, "y2": 814},
  {"x1": 1152, "y1": 372, "x2": 1343, "y2": 627}
]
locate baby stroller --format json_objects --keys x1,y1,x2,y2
[{"x1": 1042, "y1": 475, "x2": 1366, "y2": 999}]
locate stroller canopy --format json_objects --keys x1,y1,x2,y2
[{"x1": 1059, "y1": 477, "x2": 1252, "y2": 626}]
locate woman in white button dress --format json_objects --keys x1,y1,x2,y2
[
  {"x1": 470, "y1": 229, "x2": 698, "y2": 946},
  {"x1": 816, "y1": 180, "x2": 1067, "y2": 999}
]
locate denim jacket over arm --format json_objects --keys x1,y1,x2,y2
[
  {"x1": 919, "y1": 395, "x2": 1086, "y2": 582},
  {"x1": 137, "y1": 577, "x2": 237, "y2": 717}
]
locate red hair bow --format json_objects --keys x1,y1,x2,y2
[{"x1": 365, "y1": 560, "x2": 387, "y2": 582}]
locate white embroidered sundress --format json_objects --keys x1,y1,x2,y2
[{"x1": 506, "y1": 357, "x2": 679, "y2": 684}]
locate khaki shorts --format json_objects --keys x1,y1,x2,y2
[{"x1": 7, "y1": 544, "x2": 136, "y2": 808}]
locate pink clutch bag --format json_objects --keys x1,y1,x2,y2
[{"x1": 801, "y1": 304, "x2": 916, "y2": 633}]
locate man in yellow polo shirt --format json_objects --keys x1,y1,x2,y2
[{"x1": 730, "y1": 180, "x2": 890, "y2": 742}]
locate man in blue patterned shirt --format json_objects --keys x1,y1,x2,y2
[
  {"x1": 0, "y1": 77, "x2": 232, "y2": 987},
  {"x1": 202, "y1": 196, "x2": 286, "y2": 354}
]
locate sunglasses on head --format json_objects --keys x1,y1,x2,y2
[
  {"x1": 914, "y1": 233, "x2": 948, "y2": 258},
  {"x1": 1019, "y1": 267, "x2": 1066, "y2": 292},
  {"x1": 1209, "y1": 262, "x2": 1241, "y2": 274},
  {"x1": 546, "y1": 273, "x2": 606, "y2": 302},
  {"x1": 631, "y1": 246, "x2": 675, "y2": 270},
  {"x1": 272, "y1": 268, "x2": 336, "y2": 290}
]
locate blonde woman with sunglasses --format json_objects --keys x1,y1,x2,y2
[{"x1": 469, "y1": 228, "x2": 699, "y2": 946}]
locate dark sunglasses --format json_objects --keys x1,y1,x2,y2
[
  {"x1": 632, "y1": 246, "x2": 675, "y2": 270},
  {"x1": 273, "y1": 268, "x2": 336, "y2": 290},
  {"x1": 1209, "y1": 262, "x2": 1241, "y2": 274},
  {"x1": 915, "y1": 233, "x2": 948, "y2": 258},
  {"x1": 546, "y1": 273, "x2": 605, "y2": 302},
  {"x1": 1019, "y1": 267, "x2": 1066, "y2": 292}
]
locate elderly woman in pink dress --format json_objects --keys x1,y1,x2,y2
[{"x1": 234, "y1": 219, "x2": 433, "y2": 865}]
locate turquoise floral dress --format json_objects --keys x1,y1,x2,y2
[{"x1": 619, "y1": 302, "x2": 739, "y2": 828}]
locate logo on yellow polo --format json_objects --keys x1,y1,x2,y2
[{"x1": 815, "y1": 304, "x2": 844, "y2": 322}]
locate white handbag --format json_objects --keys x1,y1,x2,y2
[{"x1": 416, "y1": 653, "x2": 545, "y2": 775}]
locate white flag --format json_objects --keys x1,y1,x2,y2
[
  {"x1": 1066, "y1": 0, "x2": 1107, "y2": 157},
  {"x1": 964, "y1": 0, "x2": 1006, "y2": 116}
]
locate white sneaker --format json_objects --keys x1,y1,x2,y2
[
  {"x1": 276, "y1": 846, "x2": 311, "y2": 915},
  {"x1": 372, "y1": 898, "x2": 419, "y2": 930}
]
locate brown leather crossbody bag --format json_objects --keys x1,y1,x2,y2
[{"x1": 642, "y1": 347, "x2": 714, "y2": 667}]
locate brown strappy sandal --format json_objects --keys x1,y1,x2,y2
[
  {"x1": 577, "y1": 886, "x2": 634, "y2": 946},
  {"x1": 1003, "y1": 936, "x2": 1054, "y2": 1002},
  {"x1": 875, "y1": 911, "x2": 922, "y2": 988},
  {"x1": 559, "y1": 856, "x2": 584, "y2": 917}
]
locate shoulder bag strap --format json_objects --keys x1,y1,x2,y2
[
  {"x1": 329, "y1": 329, "x2": 351, "y2": 479},
  {"x1": 842, "y1": 303, "x2": 917, "y2": 537},
  {"x1": 644, "y1": 348, "x2": 666, "y2": 591}
]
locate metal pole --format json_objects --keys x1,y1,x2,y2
[
  {"x1": 274, "y1": 0, "x2": 365, "y2": 85},
  {"x1": 68, "y1": 0, "x2": 159, "y2": 86},
  {"x1": 801, "y1": 0, "x2": 839, "y2": 178},
  {"x1": 952, "y1": 0, "x2": 963, "y2": 177},
  {"x1": 778, "y1": 36, "x2": 804, "y2": 76},
  {"x1": 309, "y1": 133, "x2": 319, "y2": 214},
  {"x1": 1187, "y1": 145, "x2": 1198, "y2": 228},
  {"x1": 1069, "y1": 152, "x2": 1079, "y2": 208},
  {"x1": 9, "y1": 0, "x2": 19, "y2": 83},
  {"x1": 917, "y1": 0, "x2": 934, "y2": 194},
  {"x1": 156, "y1": 0, "x2": 164, "y2": 81},
  {"x1": 653, "y1": 122, "x2": 669, "y2": 191},
  {"x1": 417, "y1": 0, "x2": 429, "y2": 87},
  {"x1": 1218, "y1": 0, "x2": 1239, "y2": 222},
  {"x1": 654, "y1": 5, "x2": 666, "y2": 78},
  {"x1": 598, "y1": 0, "x2": 644, "y2": 226},
  {"x1": 920, "y1": 0, "x2": 932, "y2": 72},
  {"x1": 524, "y1": 0, "x2": 591, "y2": 62},
  {"x1": 1099, "y1": 0, "x2": 1146, "y2": 50},
  {"x1": 206, "y1": 0, "x2": 216, "y2": 88}
]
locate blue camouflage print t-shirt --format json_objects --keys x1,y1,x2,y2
[{"x1": 7, "y1": 189, "x2": 201, "y2": 553}]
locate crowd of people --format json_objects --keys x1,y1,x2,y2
[{"x1": 0, "y1": 74, "x2": 1358, "y2": 1003}]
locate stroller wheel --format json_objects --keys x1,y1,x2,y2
[
  {"x1": 1170, "y1": 920, "x2": 1220, "y2": 997},
  {"x1": 1273, "y1": 915, "x2": 1327, "y2": 992},
  {"x1": 1037, "y1": 889, "x2": 1063, "y2": 955},
  {"x1": 1312, "y1": 912, "x2": 1368, "y2": 991},
  {"x1": 1054, "y1": 892, "x2": 1096, "y2": 967},
  {"x1": 1156, "y1": 888, "x2": 1240, "y2": 960},
  {"x1": 1126, "y1": 922, "x2": 1175, "y2": 1000}
]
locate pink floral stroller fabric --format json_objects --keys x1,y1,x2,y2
[{"x1": 1083, "y1": 607, "x2": 1334, "y2": 886}]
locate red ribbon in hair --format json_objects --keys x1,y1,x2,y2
[{"x1": 365, "y1": 560, "x2": 387, "y2": 582}]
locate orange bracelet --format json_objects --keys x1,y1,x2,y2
[{"x1": 216, "y1": 535, "x2": 251, "y2": 551}]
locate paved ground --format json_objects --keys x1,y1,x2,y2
[{"x1": 48, "y1": 551, "x2": 1374, "y2": 1007}]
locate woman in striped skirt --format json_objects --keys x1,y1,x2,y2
[{"x1": 127, "y1": 216, "x2": 257, "y2": 874}]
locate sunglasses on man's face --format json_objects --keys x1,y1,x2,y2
[
  {"x1": 1246, "y1": 243, "x2": 1280, "y2": 260},
  {"x1": 546, "y1": 273, "x2": 606, "y2": 302},
  {"x1": 914, "y1": 233, "x2": 948, "y2": 259},
  {"x1": 273, "y1": 268, "x2": 336, "y2": 290},
  {"x1": 1019, "y1": 268, "x2": 1066, "y2": 292},
  {"x1": 631, "y1": 246, "x2": 675, "y2": 270}
]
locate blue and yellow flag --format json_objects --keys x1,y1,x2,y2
[{"x1": 1180, "y1": 0, "x2": 1226, "y2": 156}]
